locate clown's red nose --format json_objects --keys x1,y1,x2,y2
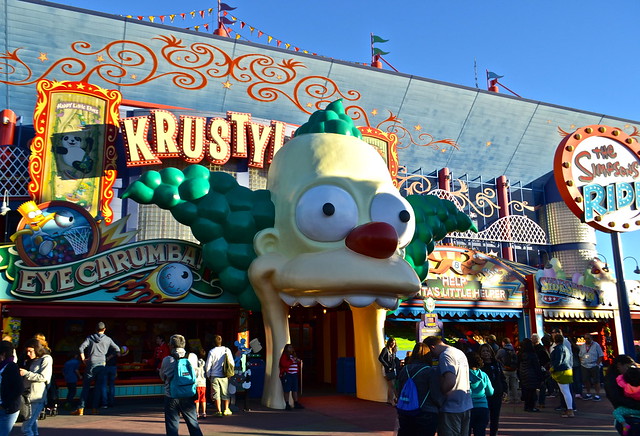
[{"x1": 345, "y1": 222, "x2": 398, "y2": 259}]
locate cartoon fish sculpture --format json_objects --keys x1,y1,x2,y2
[{"x1": 123, "y1": 100, "x2": 476, "y2": 408}]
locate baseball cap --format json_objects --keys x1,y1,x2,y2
[{"x1": 97, "y1": 322, "x2": 106, "y2": 330}]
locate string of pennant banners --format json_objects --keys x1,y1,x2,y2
[{"x1": 123, "y1": 4, "x2": 387, "y2": 63}]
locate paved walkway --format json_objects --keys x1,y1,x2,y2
[{"x1": 11, "y1": 393, "x2": 618, "y2": 435}]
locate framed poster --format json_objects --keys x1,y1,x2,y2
[{"x1": 29, "y1": 80, "x2": 121, "y2": 224}]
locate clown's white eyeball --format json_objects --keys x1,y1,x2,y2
[
  {"x1": 370, "y1": 192, "x2": 415, "y2": 248},
  {"x1": 296, "y1": 185, "x2": 358, "y2": 242}
]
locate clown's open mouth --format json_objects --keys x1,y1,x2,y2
[{"x1": 279, "y1": 292, "x2": 399, "y2": 310}]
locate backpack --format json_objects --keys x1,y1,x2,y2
[
  {"x1": 396, "y1": 366, "x2": 429, "y2": 416},
  {"x1": 223, "y1": 348, "x2": 235, "y2": 378},
  {"x1": 503, "y1": 349, "x2": 517, "y2": 370},
  {"x1": 170, "y1": 355, "x2": 197, "y2": 399}
]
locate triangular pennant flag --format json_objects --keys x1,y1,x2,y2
[
  {"x1": 285, "y1": 43, "x2": 291, "y2": 49},
  {"x1": 159, "y1": 15, "x2": 165, "y2": 22},
  {"x1": 220, "y1": 3, "x2": 237, "y2": 11},
  {"x1": 223, "y1": 11, "x2": 228, "y2": 16},
  {"x1": 235, "y1": 34, "x2": 241, "y2": 40},
  {"x1": 373, "y1": 47, "x2": 390, "y2": 55},
  {"x1": 137, "y1": 16, "x2": 144, "y2": 20},
  {"x1": 126, "y1": 15, "x2": 132, "y2": 18},
  {"x1": 294, "y1": 47, "x2": 299, "y2": 52},
  {"x1": 199, "y1": 10, "x2": 205, "y2": 18},
  {"x1": 487, "y1": 71, "x2": 504, "y2": 79},
  {"x1": 240, "y1": 21, "x2": 246, "y2": 28},
  {"x1": 180, "y1": 13, "x2": 186, "y2": 19},
  {"x1": 268, "y1": 36, "x2": 273, "y2": 43},
  {"x1": 204, "y1": 23, "x2": 209, "y2": 30},
  {"x1": 194, "y1": 25, "x2": 200, "y2": 31},
  {"x1": 249, "y1": 26, "x2": 255, "y2": 33},
  {"x1": 208, "y1": 8, "x2": 213, "y2": 14},
  {"x1": 258, "y1": 31, "x2": 264, "y2": 38},
  {"x1": 221, "y1": 17, "x2": 234, "y2": 24},
  {"x1": 276, "y1": 40, "x2": 281, "y2": 47},
  {"x1": 169, "y1": 14, "x2": 176, "y2": 22},
  {"x1": 372, "y1": 35, "x2": 389, "y2": 43},
  {"x1": 189, "y1": 11, "x2": 196, "y2": 18},
  {"x1": 148, "y1": 16, "x2": 155, "y2": 22},
  {"x1": 303, "y1": 50, "x2": 308, "y2": 54}
]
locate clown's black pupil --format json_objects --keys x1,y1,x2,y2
[
  {"x1": 399, "y1": 210, "x2": 410, "y2": 223},
  {"x1": 322, "y1": 203, "x2": 335, "y2": 216}
]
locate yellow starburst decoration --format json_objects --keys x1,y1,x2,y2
[
  {"x1": 96, "y1": 55, "x2": 105, "y2": 63},
  {"x1": 222, "y1": 81, "x2": 232, "y2": 89},
  {"x1": 75, "y1": 82, "x2": 85, "y2": 90},
  {"x1": 37, "y1": 52, "x2": 48, "y2": 62},
  {"x1": 131, "y1": 74, "x2": 137, "y2": 79},
  {"x1": 371, "y1": 109, "x2": 378, "y2": 116},
  {"x1": 414, "y1": 125, "x2": 422, "y2": 131}
]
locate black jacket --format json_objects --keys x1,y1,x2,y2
[
  {"x1": 1, "y1": 361, "x2": 24, "y2": 413},
  {"x1": 378, "y1": 347, "x2": 396, "y2": 373},
  {"x1": 517, "y1": 351, "x2": 543, "y2": 389},
  {"x1": 482, "y1": 360, "x2": 507, "y2": 397}
]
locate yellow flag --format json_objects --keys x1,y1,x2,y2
[
  {"x1": 149, "y1": 16, "x2": 155, "y2": 22},
  {"x1": 268, "y1": 36, "x2": 273, "y2": 43},
  {"x1": 235, "y1": 34, "x2": 241, "y2": 40}
]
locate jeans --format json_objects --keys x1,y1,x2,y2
[
  {"x1": 0, "y1": 408, "x2": 19, "y2": 436},
  {"x1": 487, "y1": 394, "x2": 503, "y2": 436},
  {"x1": 438, "y1": 410, "x2": 471, "y2": 436},
  {"x1": 503, "y1": 370, "x2": 518, "y2": 402},
  {"x1": 65, "y1": 382, "x2": 77, "y2": 404},
  {"x1": 397, "y1": 411, "x2": 438, "y2": 436},
  {"x1": 21, "y1": 401, "x2": 45, "y2": 436},
  {"x1": 163, "y1": 396, "x2": 203, "y2": 436},
  {"x1": 522, "y1": 387, "x2": 537, "y2": 410},
  {"x1": 79, "y1": 365, "x2": 106, "y2": 409},
  {"x1": 104, "y1": 366, "x2": 117, "y2": 406},
  {"x1": 469, "y1": 407, "x2": 490, "y2": 436},
  {"x1": 571, "y1": 366, "x2": 583, "y2": 396}
]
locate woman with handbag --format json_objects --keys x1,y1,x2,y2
[
  {"x1": 0, "y1": 340, "x2": 23, "y2": 436},
  {"x1": 19, "y1": 338, "x2": 52, "y2": 436},
  {"x1": 378, "y1": 337, "x2": 398, "y2": 405},
  {"x1": 550, "y1": 334, "x2": 574, "y2": 418}
]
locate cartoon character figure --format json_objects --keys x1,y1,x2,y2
[
  {"x1": 123, "y1": 100, "x2": 475, "y2": 408},
  {"x1": 55, "y1": 132, "x2": 94, "y2": 177},
  {"x1": 10, "y1": 201, "x2": 58, "y2": 256}
]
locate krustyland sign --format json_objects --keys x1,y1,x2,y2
[
  {"x1": 554, "y1": 125, "x2": 640, "y2": 233},
  {"x1": 120, "y1": 110, "x2": 288, "y2": 168}
]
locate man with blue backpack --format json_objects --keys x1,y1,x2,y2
[
  {"x1": 159, "y1": 334, "x2": 202, "y2": 436},
  {"x1": 395, "y1": 343, "x2": 444, "y2": 436}
]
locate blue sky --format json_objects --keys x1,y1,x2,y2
[{"x1": 50, "y1": 0, "x2": 640, "y2": 277}]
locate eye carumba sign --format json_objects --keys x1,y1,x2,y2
[
  {"x1": 554, "y1": 125, "x2": 640, "y2": 232},
  {"x1": 119, "y1": 110, "x2": 288, "y2": 168}
]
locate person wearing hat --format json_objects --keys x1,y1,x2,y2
[{"x1": 71, "y1": 322, "x2": 120, "y2": 416}]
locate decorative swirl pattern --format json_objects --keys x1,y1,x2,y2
[
  {"x1": 399, "y1": 172, "x2": 533, "y2": 220},
  {"x1": 1, "y1": 33, "x2": 461, "y2": 152}
]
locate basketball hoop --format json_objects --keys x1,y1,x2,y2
[{"x1": 63, "y1": 226, "x2": 92, "y2": 255}]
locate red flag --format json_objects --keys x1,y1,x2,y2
[
  {"x1": 180, "y1": 13, "x2": 186, "y2": 19},
  {"x1": 223, "y1": 11, "x2": 228, "y2": 16},
  {"x1": 137, "y1": 16, "x2": 144, "y2": 20},
  {"x1": 257, "y1": 31, "x2": 264, "y2": 38},
  {"x1": 276, "y1": 40, "x2": 281, "y2": 47},
  {"x1": 159, "y1": 15, "x2": 165, "y2": 22},
  {"x1": 294, "y1": 47, "x2": 299, "y2": 52},
  {"x1": 204, "y1": 23, "x2": 209, "y2": 30},
  {"x1": 240, "y1": 21, "x2": 245, "y2": 28},
  {"x1": 199, "y1": 10, "x2": 205, "y2": 18}
]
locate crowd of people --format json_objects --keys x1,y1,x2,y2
[{"x1": 384, "y1": 331, "x2": 640, "y2": 436}]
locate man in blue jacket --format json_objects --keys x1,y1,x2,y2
[{"x1": 71, "y1": 322, "x2": 120, "y2": 416}]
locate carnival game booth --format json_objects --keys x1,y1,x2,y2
[
  {"x1": 388, "y1": 246, "x2": 537, "y2": 353},
  {"x1": 0, "y1": 202, "x2": 247, "y2": 398},
  {"x1": 533, "y1": 274, "x2": 619, "y2": 363}
]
